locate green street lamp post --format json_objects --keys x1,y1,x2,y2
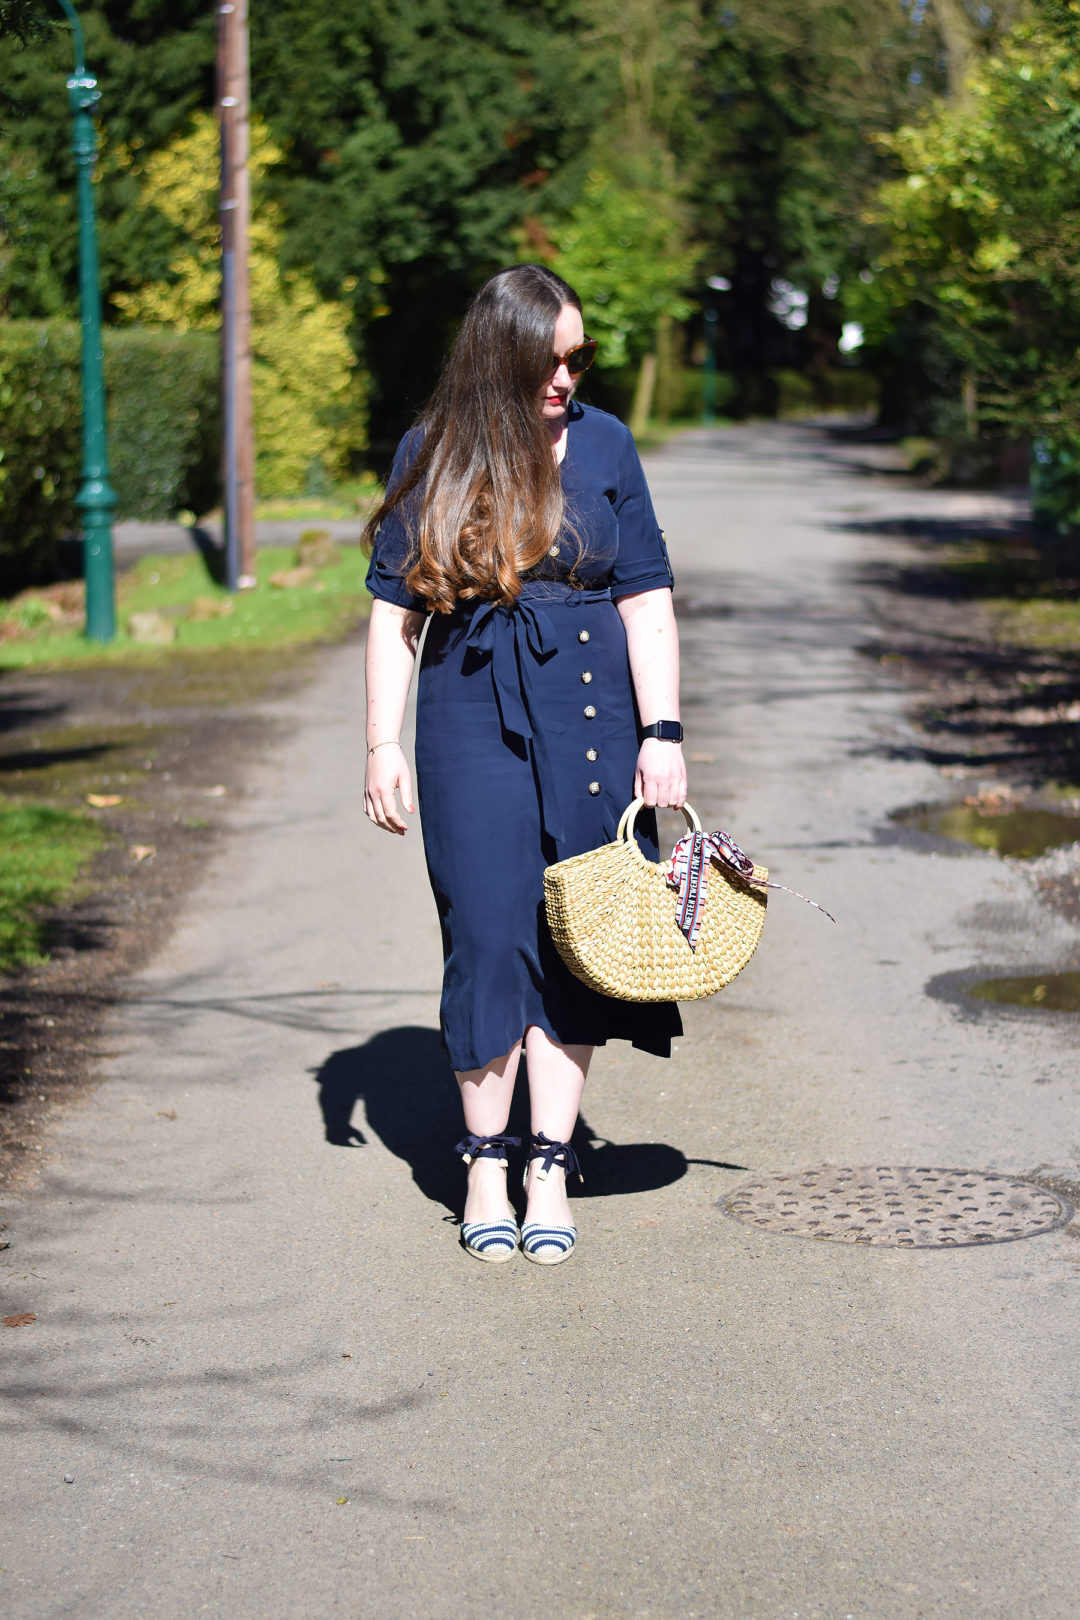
[{"x1": 57, "y1": 0, "x2": 116, "y2": 642}]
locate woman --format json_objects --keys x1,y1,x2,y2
[{"x1": 363, "y1": 263, "x2": 686, "y2": 1266}]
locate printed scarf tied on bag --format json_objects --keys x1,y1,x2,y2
[{"x1": 666, "y1": 828, "x2": 835, "y2": 950}]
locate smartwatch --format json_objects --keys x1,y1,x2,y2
[{"x1": 641, "y1": 720, "x2": 684, "y2": 743}]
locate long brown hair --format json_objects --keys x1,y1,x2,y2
[{"x1": 364, "y1": 264, "x2": 582, "y2": 614}]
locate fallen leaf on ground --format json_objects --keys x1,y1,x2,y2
[
  {"x1": 87, "y1": 794, "x2": 123, "y2": 808},
  {"x1": 4, "y1": 1312, "x2": 36, "y2": 1327},
  {"x1": 129, "y1": 845, "x2": 156, "y2": 862},
  {"x1": 157, "y1": 1108, "x2": 177, "y2": 1120},
  {"x1": 336, "y1": 1497, "x2": 349, "y2": 1506}
]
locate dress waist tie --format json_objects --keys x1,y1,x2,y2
[{"x1": 463, "y1": 584, "x2": 612, "y2": 851}]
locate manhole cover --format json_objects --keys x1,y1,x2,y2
[{"x1": 719, "y1": 1167, "x2": 1073, "y2": 1248}]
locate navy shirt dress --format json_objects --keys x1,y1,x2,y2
[{"x1": 366, "y1": 401, "x2": 683, "y2": 1072}]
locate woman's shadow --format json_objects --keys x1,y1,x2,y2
[{"x1": 312, "y1": 1025, "x2": 745, "y2": 1217}]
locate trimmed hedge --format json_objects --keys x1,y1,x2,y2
[
  {"x1": 107, "y1": 328, "x2": 220, "y2": 523},
  {"x1": 0, "y1": 323, "x2": 82, "y2": 585},
  {"x1": 0, "y1": 321, "x2": 220, "y2": 588}
]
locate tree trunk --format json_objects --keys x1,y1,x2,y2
[
  {"x1": 629, "y1": 351, "x2": 657, "y2": 438},
  {"x1": 931, "y1": 0, "x2": 977, "y2": 100}
]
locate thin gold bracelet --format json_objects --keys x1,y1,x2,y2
[{"x1": 367, "y1": 739, "x2": 400, "y2": 755}]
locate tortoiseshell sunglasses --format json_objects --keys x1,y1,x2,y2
[{"x1": 552, "y1": 337, "x2": 598, "y2": 377}]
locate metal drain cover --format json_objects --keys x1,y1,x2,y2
[{"x1": 720, "y1": 1167, "x2": 1073, "y2": 1248}]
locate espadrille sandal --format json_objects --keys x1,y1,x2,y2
[
  {"x1": 456, "y1": 1133, "x2": 520, "y2": 1263},
  {"x1": 521, "y1": 1132, "x2": 582, "y2": 1266}
]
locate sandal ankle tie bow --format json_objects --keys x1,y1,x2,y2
[
  {"x1": 527, "y1": 1131, "x2": 583, "y2": 1183},
  {"x1": 455, "y1": 1132, "x2": 520, "y2": 1167}
]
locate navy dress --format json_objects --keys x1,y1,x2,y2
[{"x1": 366, "y1": 400, "x2": 683, "y2": 1072}]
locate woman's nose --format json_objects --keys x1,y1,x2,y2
[{"x1": 552, "y1": 361, "x2": 573, "y2": 388}]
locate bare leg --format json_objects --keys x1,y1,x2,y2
[
  {"x1": 523, "y1": 1026, "x2": 592, "y2": 1229},
  {"x1": 457, "y1": 1042, "x2": 522, "y2": 1226}
]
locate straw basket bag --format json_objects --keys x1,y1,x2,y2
[{"x1": 543, "y1": 799, "x2": 768, "y2": 1003}]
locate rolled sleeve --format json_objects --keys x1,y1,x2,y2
[
  {"x1": 364, "y1": 429, "x2": 430, "y2": 613},
  {"x1": 609, "y1": 430, "x2": 675, "y2": 598}
]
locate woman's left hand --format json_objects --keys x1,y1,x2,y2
[{"x1": 634, "y1": 739, "x2": 687, "y2": 809}]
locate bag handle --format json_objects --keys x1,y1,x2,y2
[{"x1": 617, "y1": 797, "x2": 702, "y2": 843}]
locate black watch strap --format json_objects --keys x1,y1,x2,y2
[{"x1": 641, "y1": 720, "x2": 684, "y2": 743}]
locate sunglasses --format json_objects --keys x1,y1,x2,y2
[{"x1": 552, "y1": 337, "x2": 598, "y2": 377}]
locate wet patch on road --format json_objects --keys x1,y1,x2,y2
[
  {"x1": 925, "y1": 964, "x2": 1080, "y2": 1019},
  {"x1": 967, "y1": 970, "x2": 1080, "y2": 1013},
  {"x1": 891, "y1": 797, "x2": 1080, "y2": 860},
  {"x1": 719, "y1": 1166, "x2": 1073, "y2": 1247}
]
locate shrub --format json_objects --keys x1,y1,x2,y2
[
  {"x1": 1030, "y1": 437, "x2": 1080, "y2": 535},
  {"x1": 107, "y1": 328, "x2": 220, "y2": 521},
  {"x1": 0, "y1": 321, "x2": 82, "y2": 586},
  {"x1": 0, "y1": 320, "x2": 220, "y2": 588},
  {"x1": 111, "y1": 114, "x2": 368, "y2": 498}
]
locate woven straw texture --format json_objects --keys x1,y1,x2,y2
[{"x1": 544, "y1": 802, "x2": 768, "y2": 1003}]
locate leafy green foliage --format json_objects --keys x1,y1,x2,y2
[
  {"x1": 0, "y1": 320, "x2": 81, "y2": 582},
  {"x1": 685, "y1": 0, "x2": 949, "y2": 408},
  {"x1": 0, "y1": 320, "x2": 220, "y2": 584},
  {"x1": 112, "y1": 112, "x2": 366, "y2": 495},
  {"x1": 0, "y1": 3, "x2": 215, "y2": 313},
  {"x1": 0, "y1": 797, "x2": 104, "y2": 971},
  {"x1": 550, "y1": 168, "x2": 695, "y2": 369},
  {"x1": 106, "y1": 327, "x2": 220, "y2": 521},
  {"x1": 854, "y1": 2, "x2": 1080, "y2": 428},
  {"x1": 247, "y1": 0, "x2": 610, "y2": 435}
]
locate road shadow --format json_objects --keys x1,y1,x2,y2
[
  {"x1": 833, "y1": 506, "x2": 1080, "y2": 786},
  {"x1": 0, "y1": 676, "x2": 68, "y2": 737},
  {"x1": 190, "y1": 525, "x2": 227, "y2": 586},
  {"x1": 312, "y1": 1025, "x2": 745, "y2": 1217}
]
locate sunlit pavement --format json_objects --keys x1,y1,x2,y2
[{"x1": 3, "y1": 421, "x2": 1076, "y2": 1619}]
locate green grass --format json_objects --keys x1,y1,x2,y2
[
  {"x1": 990, "y1": 596, "x2": 1080, "y2": 649},
  {"x1": 929, "y1": 536, "x2": 1080, "y2": 650},
  {"x1": 0, "y1": 544, "x2": 373, "y2": 669},
  {"x1": 0, "y1": 798, "x2": 105, "y2": 971}
]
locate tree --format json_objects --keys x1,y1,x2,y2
[
  {"x1": 0, "y1": 1, "x2": 215, "y2": 315},
  {"x1": 114, "y1": 112, "x2": 366, "y2": 496},
  {"x1": 851, "y1": 0, "x2": 1080, "y2": 474},
  {"x1": 0, "y1": 0, "x2": 54, "y2": 119},
  {"x1": 248, "y1": 0, "x2": 610, "y2": 442},
  {"x1": 685, "y1": 0, "x2": 954, "y2": 411}
]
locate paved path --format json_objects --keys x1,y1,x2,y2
[
  {"x1": 113, "y1": 517, "x2": 369, "y2": 562},
  {"x1": 4, "y1": 424, "x2": 1078, "y2": 1619}
]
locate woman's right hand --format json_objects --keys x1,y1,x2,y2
[{"x1": 364, "y1": 743, "x2": 415, "y2": 835}]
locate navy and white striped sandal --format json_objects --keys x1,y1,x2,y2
[
  {"x1": 521, "y1": 1131, "x2": 583, "y2": 1266},
  {"x1": 456, "y1": 1133, "x2": 521, "y2": 1263}
]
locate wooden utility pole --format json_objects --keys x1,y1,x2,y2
[{"x1": 217, "y1": 0, "x2": 257, "y2": 589}]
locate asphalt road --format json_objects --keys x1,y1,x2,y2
[{"x1": 3, "y1": 423, "x2": 1077, "y2": 1619}]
